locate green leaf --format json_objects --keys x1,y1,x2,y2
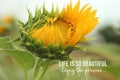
[
  {"x1": 0, "y1": 37, "x2": 35, "y2": 80},
  {"x1": 0, "y1": 49, "x2": 35, "y2": 80},
  {"x1": 2, "y1": 50, "x2": 35, "y2": 71},
  {"x1": 0, "y1": 37, "x2": 14, "y2": 49}
]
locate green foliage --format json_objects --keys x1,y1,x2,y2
[
  {"x1": 0, "y1": 37, "x2": 14, "y2": 49},
  {"x1": 2, "y1": 50, "x2": 35, "y2": 72},
  {"x1": 0, "y1": 37, "x2": 35, "y2": 80},
  {"x1": 99, "y1": 26, "x2": 120, "y2": 44}
]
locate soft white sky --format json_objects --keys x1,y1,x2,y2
[{"x1": 0, "y1": 0, "x2": 120, "y2": 29}]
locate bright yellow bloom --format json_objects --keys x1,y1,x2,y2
[
  {"x1": 0, "y1": 16, "x2": 13, "y2": 35},
  {"x1": 17, "y1": 0, "x2": 98, "y2": 59},
  {"x1": 3, "y1": 16, "x2": 13, "y2": 24},
  {"x1": 31, "y1": 1, "x2": 98, "y2": 46}
]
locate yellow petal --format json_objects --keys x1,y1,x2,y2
[
  {"x1": 54, "y1": 25, "x2": 64, "y2": 44},
  {"x1": 70, "y1": 25, "x2": 83, "y2": 45}
]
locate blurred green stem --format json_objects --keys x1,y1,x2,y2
[{"x1": 38, "y1": 67, "x2": 48, "y2": 80}]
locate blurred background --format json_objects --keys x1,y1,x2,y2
[{"x1": 0, "y1": 0, "x2": 120, "y2": 80}]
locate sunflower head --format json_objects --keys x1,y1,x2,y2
[{"x1": 17, "y1": 1, "x2": 98, "y2": 60}]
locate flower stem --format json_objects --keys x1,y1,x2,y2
[{"x1": 38, "y1": 67, "x2": 48, "y2": 80}]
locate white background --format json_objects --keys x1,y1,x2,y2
[{"x1": 0, "y1": 0, "x2": 120, "y2": 32}]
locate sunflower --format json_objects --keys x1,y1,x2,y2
[
  {"x1": 0, "y1": 16, "x2": 13, "y2": 35},
  {"x1": 0, "y1": 26, "x2": 5, "y2": 34},
  {"x1": 17, "y1": 0, "x2": 98, "y2": 60}
]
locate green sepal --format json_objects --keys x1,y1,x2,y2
[
  {"x1": 20, "y1": 36, "x2": 75, "y2": 60},
  {"x1": 27, "y1": 8, "x2": 33, "y2": 23},
  {"x1": 43, "y1": 4, "x2": 49, "y2": 15},
  {"x1": 33, "y1": 6, "x2": 41, "y2": 22}
]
